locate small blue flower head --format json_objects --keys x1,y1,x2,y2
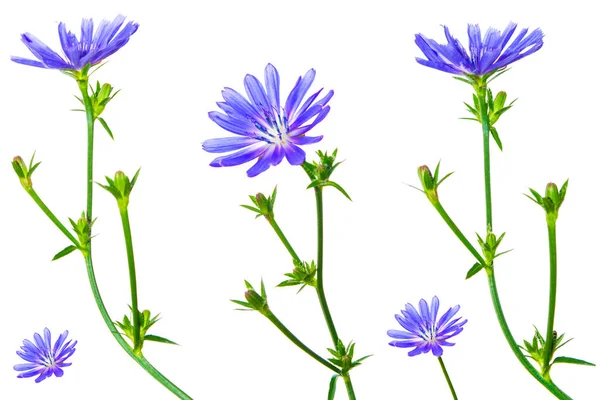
[
  {"x1": 11, "y1": 15, "x2": 138, "y2": 71},
  {"x1": 415, "y1": 23, "x2": 543, "y2": 77},
  {"x1": 203, "y1": 63, "x2": 334, "y2": 177},
  {"x1": 14, "y1": 328, "x2": 77, "y2": 383},
  {"x1": 388, "y1": 296, "x2": 467, "y2": 357}
]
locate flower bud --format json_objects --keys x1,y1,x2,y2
[
  {"x1": 12, "y1": 156, "x2": 32, "y2": 190},
  {"x1": 418, "y1": 165, "x2": 438, "y2": 203},
  {"x1": 545, "y1": 183, "x2": 559, "y2": 207},
  {"x1": 244, "y1": 290, "x2": 269, "y2": 315}
]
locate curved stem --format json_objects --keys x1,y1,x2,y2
[
  {"x1": 119, "y1": 207, "x2": 142, "y2": 354},
  {"x1": 77, "y1": 78, "x2": 191, "y2": 398},
  {"x1": 542, "y1": 220, "x2": 558, "y2": 376},
  {"x1": 432, "y1": 201, "x2": 486, "y2": 266},
  {"x1": 83, "y1": 255, "x2": 192, "y2": 399},
  {"x1": 477, "y1": 88, "x2": 569, "y2": 398},
  {"x1": 26, "y1": 188, "x2": 79, "y2": 246},
  {"x1": 265, "y1": 312, "x2": 341, "y2": 374},
  {"x1": 437, "y1": 356, "x2": 458, "y2": 400},
  {"x1": 313, "y1": 186, "x2": 339, "y2": 345},
  {"x1": 486, "y1": 269, "x2": 570, "y2": 399},
  {"x1": 265, "y1": 216, "x2": 301, "y2": 263}
]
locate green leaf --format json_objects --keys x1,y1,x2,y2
[
  {"x1": 490, "y1": 127, "x2": 503, "y2": 151},
  {"x1": 144, "y1": 334, "x2": 178, "y2": 345},
  {"x1": 552, "y1": 356, "x2": 595, "y2": 367},
  {"x1": 466, "y1": 263, "x2": 484, "y2": 279},
  {"x1": 52, "y1": 245, "x2": 78, "y2": 261},
  {"x1": 98, "y1": 117, "x2": 114, "y2": 140},
  {"x1": 323, "y1": 181, "x2": 351, "y2": 201},
  {"x1": 328, "y1": 375, "x2": 339, "y2": 400}
]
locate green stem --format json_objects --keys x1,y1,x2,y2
[
  {"x1": 83, "y1": 255, "x2": 192, "y2": 399},
  {"x1": 342, "y1": 374, "x2": 357, "y2": 400},
  {"x1": 77, "y1": 78, "x2": 191, "y2": 398},
  {"x1": 477, "y1": 91, "x2": 493, "y2": 229},
  {"x1": 438, "y1": 356, "x2": 458, "y2": 400},
  {"x1": 26, "y1": 188, "x2": 79, "y2": 247},
  {"x1": 265, "y1": 216, "x2": 301, "y2": 263},
  {"x1": 431, "y1": 202, "x2": 486, "y2": 266},
  {"x1": 265, "y1": 312, "x2": 341, "y2": 374},
  {"x1": 486, "y1": 269, "x2": 570, "y2": 399},
  {"x1": 77, "y1": 78, "x2": 94, "y2": 222},
  {"x1": 119, "y1": 207, "x2": 142, "y2": 354},
  {"x1": 542, "y1": 219, "x2": 558, "y2": 376},
  {"x1": 476, "y1": 89, "x2": 570, "y2": 399},
  {"x1": 313, "y1": 186, "x2": 339, "y2": 345},
  {"x1": 313, "y1": 186, "x2": 357, "y2": 400}
]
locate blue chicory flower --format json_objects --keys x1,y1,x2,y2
[
  {"x1": 11, "y1": 15, "x2": 138, "y2": 70},
  {"x1": 415, "y1": 23, "x2": 543, "y2": 76},
  {"x1": 388, "y1": 296, "x2": 467, "y2": 357},
  {"x1": 14, "y1": 328, "x2": 77, "y2": 383},
  {"x1": 203, "y1": 63, "x2": 333, "y2": 177}
]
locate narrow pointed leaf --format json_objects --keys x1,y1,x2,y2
[
  {"x1": 323, "y1": 181, "x2": 352, "y2": 201},
  {"x1": 466, "y1": 263, "x2": 484, "y2": 279},
  {"x1": 328, "y1": 375, "x2": 339, "y2": 400},
  {"x1": 552, "y1": 356, "x2": 595, "y2": 367},
  {"x1": 98, "y1": 117, "x2": 114, "y2": 140},
  {"x1": 490, "y1": 127, "x2": 503, "y2": 151},
  {"x1": 144, "y1": 334, "x2": 178, "y2": 345},
  {"x1": 52, "y1": 245, "x2": 78, "y2": 261}
]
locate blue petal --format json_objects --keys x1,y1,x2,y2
[
  {"x1": 282, "y1": 142, "x2": 306, "y2": 165},
  {"x1": 289, "y1": 105, "x2": 330, "y2": 136},
  {"x1": 209, "y1": 143, "x2": 267, "y2": 167},
  {"x1": 437, "y1": 305, "x2": 460, "y2": 328},
  {"x1": 244, "y1": 74, "x2": 269, "y2": 110},
  {"x1": 208, "y1": 111, "x2": 254, "y2": 136},
  {"x1": 58, "y1": 23, "x2": 81, "y2": 67},
  {"x1": 467, "y1": 24, "x2": 482, "y2": 72},
  {"x1": 285, "y1": 68, "x2": 316, "y2": 119},
  {"x1": 264, "y1": 63, "x2": 280, "y2": 111},
  {"x1": 18, "y1": 33, "x2": 71, "y2": 69},
  {"x1": 387, "y1": 330, "x2": 418, "y2": 339},
  {"x1": 203, "y1": 137, "x2": 258, "y2": 153},
  {"x1": 10, "y1": 56, "x2": 46, "y2": 68},
  {"x1": 289, "y1": 135, "x2": 322, "y2": 145},
  {"x1": 431, "y1": 342, "x2": 444, "y2": 357},
  {"x1": 221, "y1": 88, "x2": 263, "y2": 122},
  {"x1": 431, "y1": 296, "x2": 440, "y2": 323}
]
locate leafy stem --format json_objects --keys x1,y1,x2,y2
[{"x1": 77, "y1": 74, "x2": 191, "y2": 398}]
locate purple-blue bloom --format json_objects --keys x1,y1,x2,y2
[
  {"x1": 415, "y1": 23, "x2": 543, "y2": 76},
  {"x1": 14, "y1": 328, "x2": 77, "y2": 383},
  {"x1": 11, "y1": 15, "x2": 138, "y2": 70},
  {"x1": 388, "y1": 296, "x2": 466, "y2": 357},
  {"x1": 203, "y1": 64, "x2": 333, "y2": 177}
]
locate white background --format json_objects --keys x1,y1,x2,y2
[{"x1": 0, "y1": 0, "x2": 598, "y2": 399}]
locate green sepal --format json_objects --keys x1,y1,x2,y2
[
  {"x1": 552, "y1": 356, "x2": 595, "y2": 367},
  {"x1": 52, "y1": 245, "x2": 78, "y2": 261},
  {"x1": 326, "y1": 339, "x2": 371, "y2": 374},
  {"x1": 144, "y1": 334, "x2": 178, "y2": 346},
  {"x1": 328, "y1": 375, "x2": 339, "y2": 400},
  {"x1": 465, "y1": 262, "x2": 484, "y2": 279},
  {"x1": 98, "y1": 117, "x2": 114, "y2": 140},
  {"x1": 278, "y1": 260, "x2": 317, "y2": 292},
  {"x1": 303, "y1": 149, "x2": 350, "y2": 199}
]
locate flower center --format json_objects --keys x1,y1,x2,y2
[
  {"x1": 40, "y1": 350, "x2": 57, "y2": 368},
  {"x1": 252, "y1": 106, "x2": 289, "y2": 145}
]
